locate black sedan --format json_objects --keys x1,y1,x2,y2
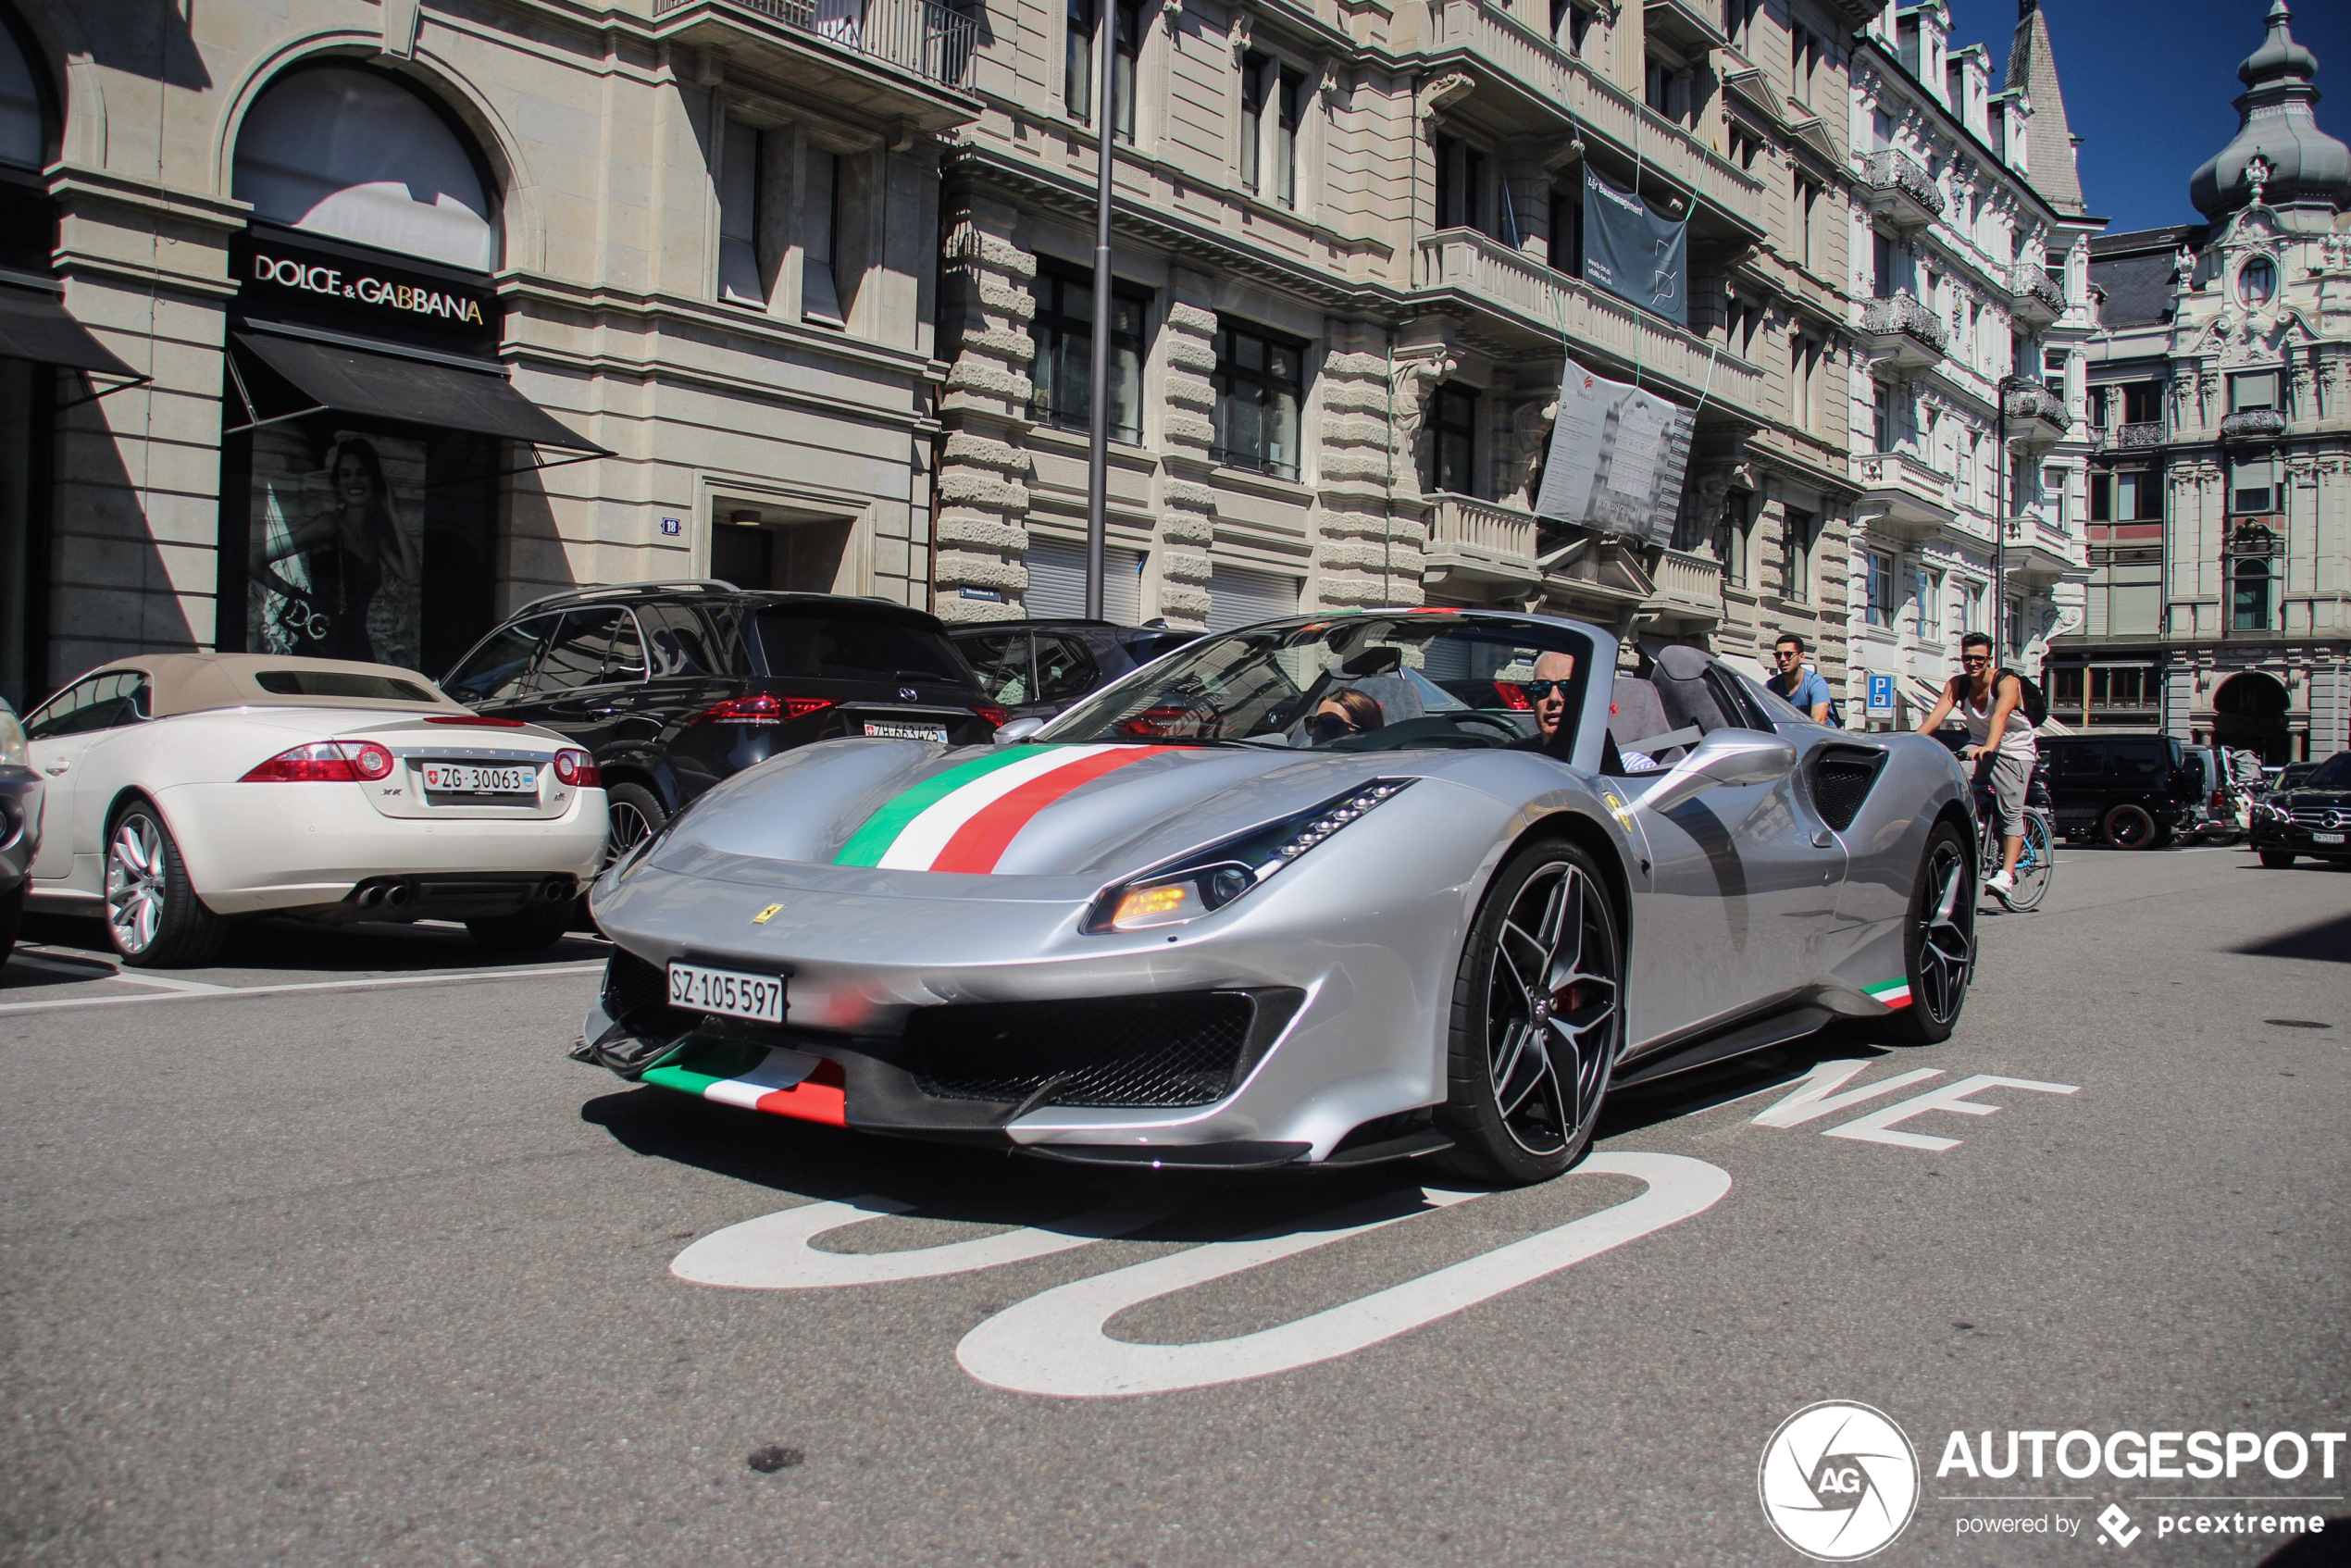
[{"x1": 2250, "y1": 751, "x2": 2351, "y2": 868}]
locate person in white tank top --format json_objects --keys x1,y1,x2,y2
[{"x1": 1915, "y1": 630, "x2": 2037, "y2": 897}]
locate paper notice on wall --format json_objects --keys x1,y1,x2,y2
[{"x1": 1531, "y1": 358, "x2": 1697, "y2": 548}]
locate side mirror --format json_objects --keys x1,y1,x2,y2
[
  {"x1": 1635, "y1": 728, "x2": 1797, "y2": 816},
  {"x1": 992, "y1": 716, "x2": 1049, "y2": 746}
]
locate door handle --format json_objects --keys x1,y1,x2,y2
[
  {"x1": 1811, "y1": 829, "x2": 1835, "y2": 848},
  {"x1": 44, "y1": 763, "x2": 68, "y2": 776}
]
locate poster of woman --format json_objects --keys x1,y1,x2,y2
[{"x1": 246, "y1": 432, "x2": 426, "y2": 668}]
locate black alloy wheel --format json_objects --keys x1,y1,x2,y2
[
  {"x1": 599, "y1": 781, "x2": 668, "y2": 877},
  {"x1": 1437, "y1": 840, "x2": 1624, "y2": 1185},
  {"x1": 2103, "y1": 803, "x2": 2158, "y2": 850},
  {"x1": 1883, "y1": 820, "x2": 1974, "y2": 1046}
]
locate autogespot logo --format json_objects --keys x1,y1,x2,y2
[{"x1": 1760, "y1": 1401, "x2": 1922, "y2": 1562}]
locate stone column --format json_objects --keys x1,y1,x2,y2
[
  {"x1": 932, "y1": 191, "x2": 1035, "y2": 624},
  {"x1": 1152, "y1": 272, "x2": 1219, "y2": 628},
  {"x1": 1312, "y1": 320, "x2": 1419, "y2": 609}
]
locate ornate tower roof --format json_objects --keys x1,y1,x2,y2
[
  {"x1": 2189, "y1": 1, "x2": 2351, "y2": 219},
  {"x1": 2007, "y1": 0, "x2": 2085, "y2": 217}
]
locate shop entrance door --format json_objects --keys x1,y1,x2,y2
[{"x1": 711, "y1": 514, "x2": 852, "y2": 594}]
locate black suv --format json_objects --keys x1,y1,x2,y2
[
  {"x1": 2249, "y1": 750, "x2": 2351, "y2": 868},
  {"x1": 441, "y1": 583, "x2": 1004, "y2": 863},
  {"x1": 2036, "y1": 734, "x2": 2203, "y2": 849},
  {"x1": 948, "y1": 619, "x2": 1199, "y2": 722}
]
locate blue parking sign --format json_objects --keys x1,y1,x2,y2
[{"x1": 1865, "y1": 672, "x2": 1897, "y2": 717}]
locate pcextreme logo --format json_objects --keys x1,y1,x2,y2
[{"x1": 1760, "y1": 1401, "x2": 1922, "y2": 1562}]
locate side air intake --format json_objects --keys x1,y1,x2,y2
[{"x1": 1811, "y1": 747, "x2": 1888, "y2": 832}]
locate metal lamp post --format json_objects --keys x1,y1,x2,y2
[
  {"x1": 1994, "y1": 371, "x2": 2026, "y2": 666},
  {"x1": 1083, "y1": 0, "x2": 1117, "y2": 619}
]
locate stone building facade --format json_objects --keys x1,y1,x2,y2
[
  {"x1": 2064, "y1": 2, "x2": 2351, "y2": 763},
  {"x1": 930, "y1": 0, "x2": 1885, "y2": 678},
  {"x1": 1838, "y1": 0, "x2": 2094, "y2": 730},
  {"x1": 0, "y1": 0, "x2": 976, "y2": 706}
]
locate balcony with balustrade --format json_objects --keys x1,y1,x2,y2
[
  {"x1": 2093, "y1": 420, "x2": 2166, "y2": 453},
  {"x1": 1419, "y1": 0, "x2": 1766, "y2": 236},
  {"x1": 2000, "y1": 514, "x2": 2082, "y2": 585},
  {"x1": 2003, "y1": 380, "x2": 2071, "y2": 453},
  {"x1": 1861, "y1": 292, "x2": 1947, "y2": 375},
  {"x1": 1412, "y1": 229, "x2": 1769, "y2": 422},
  {"x1": 1424, "y1": 493, "x2": 1542, "y2": 591},
  {"x1": 1645, "y1": 546, "x2": 1723, "y2": 629},
  {"x1": 1854, "y1": 449, "x2": 1959, "y2": 541},
  {"x1": 1859, "y1": 149, "x2": 1944, "y2": 230},
  {"x1": 650, "y1": 0, "x2": 980, "y2": 125},
  {"x1": 2009, "y1": 262, "x2": 2067, "y2": 329},
  {"x1": 2220, "y1": 408, "x2": 2288, "y2": 441}
]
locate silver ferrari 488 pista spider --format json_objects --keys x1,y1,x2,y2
[{"x1": 579, "y1": 610, "x2": 1976, "y2": 1184}]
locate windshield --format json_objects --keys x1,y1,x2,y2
[
  {"x1": 2307, "y1": 753, "x2": 2351, "y2": 790},
  {"x1": 754, "y1": 609, "x2": 974, "y2": 685},
  {"x1": 1039, "y1": 613, "x2": 1597, "y2": 754}
]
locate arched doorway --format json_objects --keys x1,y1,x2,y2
[{"x1": 2212, "y1": 670, "x2": 2292, "y2": 763}]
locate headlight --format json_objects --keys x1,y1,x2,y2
[
  {"x1": 0, "y1": 707, "x2": 23, "y2": 767},
  {"x1": 1085, "y1": 778, "x2": 1416, "y2": 934}
]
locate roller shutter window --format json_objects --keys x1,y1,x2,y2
[
  {"x1": 1026, "y1": 540, "x2": 1141, "y2": 622},
  {"x1": 1204, "y1": 562, "x2": 1300, "y2": 633}
]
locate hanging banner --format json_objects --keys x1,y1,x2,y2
[
  {"x1": 1530, "y1": 358, "x2": 1697, "y2": 547},
  {"x1": 1582, "y1": 167, "x2": 1688, "y2": 325}
]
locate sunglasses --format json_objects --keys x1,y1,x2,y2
[
  {"x1": 1519, "y1": 680, "x2": 1569, "y2": 700},
  {"x1": 1773, "y1": 648, "x2": 1802, "y2": 659},
  {"x1": 1960, "y1": 654, "x2": 1992, "y2": 665},
  {"x1": 1307, "y1": 713, "x2": 1362, "y2": 741}
]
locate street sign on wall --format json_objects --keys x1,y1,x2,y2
[{"x1": 1866, "y1": 673, "x2": 1897, "y2": 718}]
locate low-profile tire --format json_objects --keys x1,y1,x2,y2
[
  {"x1": 2259, "y1": 850, "x2": 2295, "y2": 869},
  {"x1": 1880, "y1": 819, "x2": 1975, "y2": 1046},
  {"x1": 106, "y1": 803, "x2": 228, "y2": 969},
  {"x1": 467, "y1": 900, "x2": 575, "y2": 952},
  {"x1": 1433, "y1": 838, "x2": 1624, "y2": 1186},
  {"x1": 2103, "y1": 803, "x2": 2158, "y2": 850},
  {"x1": 0, "y1": 883, "x2": 21, "y2": 969}
]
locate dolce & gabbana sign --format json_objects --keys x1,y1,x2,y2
[{"x1": 230, "y1": 230, "x2": 498, "y2": 349}]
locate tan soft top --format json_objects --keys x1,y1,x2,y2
[{"x1": 74, "y1": 653, "x2": 465, "y2": 719}]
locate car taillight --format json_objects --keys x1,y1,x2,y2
[
  {"x1": 554, "y1": 749, "x2": 600, "y2": 787},
  {"x1": 973, "y1": 704, "x2": 1011, "y2": 729},
  {"x1": 242, "y1": 740, "x2": 392, "y2": 783},
  {"x1": 426, "y1": 715, "x2": 526, "y2": 728},
  {"x1": 692, "y1": 694, "x2": 836, "y2": 727},
  {"x1": 1498, "y1": 683, "x2": 1534, "y2": 711},
  {"x1": 2212, "y1": 788, "x2": 2228, "y2": 812}
]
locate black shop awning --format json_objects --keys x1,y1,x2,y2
[
  {"x1": 231, "y1": 329, "x2": 605, "y2": 453},
  {"x1": 0, "y1": 280, "x2": 139, "y2": 377}
]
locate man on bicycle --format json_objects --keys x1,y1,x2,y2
[{"x1": 1915, "y1": 631, "x2": 2036, "y2": 900}]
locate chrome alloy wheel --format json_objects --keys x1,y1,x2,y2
[
  {"x1": 601, "y1": 795, "x2": 656, "y2": 874},
  {"x1": 1914, "y1": 837, "x2": 1975, "y2": 1025},
  {"x1": 1483, "y1": 860, "x2": 1623, "y2": 1158},
  {"x1": 106, "y1": 814, "x2": 168, "y2": 956}
]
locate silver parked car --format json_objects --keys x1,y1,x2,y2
[{"x1": 579, "y1": 612, "x2": 1976, "y2": 1185}]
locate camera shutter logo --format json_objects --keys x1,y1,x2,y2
[{"x1": 1758, "y1": 1401, "x2": 1921, "y2": 1561}]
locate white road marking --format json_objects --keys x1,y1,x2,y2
[
  {"x1": 1748, "y1": 1059, "x2": 1946, "y2": 1128},
  {"x1": 672, "y1": 1191, "x2": 1183, "y2": 1289},
  {"x1": 955, "y1": 1152, "x2": 1730, "y2": 1399},
  {"x1": 1822, "y1": 1074, "x2": 2081, "y2": 1152},
  {"x1": 0, "y1": 962, "x2": 606, "y2": 1015}
]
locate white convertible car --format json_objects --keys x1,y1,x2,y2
[{"x1": 21, "y1": 653, "x2": 608, "y2": 966}]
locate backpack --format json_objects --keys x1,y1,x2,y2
[{"x1": 1997, "y1": 667, "x2": 2049, "y2": 728}]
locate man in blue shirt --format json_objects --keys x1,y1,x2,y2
[{"x1": 1767, "y1": 633, "x2": 1834, "y2": 723}]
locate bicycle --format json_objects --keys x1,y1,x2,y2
[{"x1": 1972, "y1": 783, "x2": 2055, "y2": 912}]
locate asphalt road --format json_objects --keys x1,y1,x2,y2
[{"x1": 2, "y1": 849, "x2": 2345, "y2": 1568}]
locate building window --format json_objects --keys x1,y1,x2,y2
[
  {"x1": 1793, "y1": 174, "x2": 1818, "y2": 270},
  {"x1": 1067, "y1": 0, "x2": 1138, "y2": 138},
  {"x1": 1872, "y1": 385, "x2": 1891, "y2": 451},
  {"x1": 2238, "y1": 256, "x2": 2276, "y2": 308},
  {"x1": 2229, "y1": 370, "x2": 2278, "y2": 412},
  {"x1": 1915, "y1": 566, "x2": 1939, "y2": 639},
  {"x1": 1715, "y1": 491, "x2": 1752, "y2": 586},
  {"x1": 1788, "y1": 334, "x2": 1817, "y2": 433},
  {"x1": 1239, "y1": 52, "x2": 1306, "y2": 206},
  {"x1": 1549, "y1": 180, "x2": 1583, "y2": 275},
  {"x1": 1789, "y1": 25, "x2": 1818, "y2": 106},
  {"x1": 1433, "y1": 133, "x2": 1487, "y2": 234},
  {"x1": 1421, "y1": 381, "x2": 1478, "y2": 495},
  {"x1": 1780, "y1": 507, "x2": 1813, "y2": 602},
  {"x1": 2005, "y1": 597, "x2": 2024, "y2": 653},
  {"x1": 2122, "y1": 380, "x2": 2163, "y2": 424},
  {"x1": 802, "y1": 149, "x2": 844, "y2": 324},
  {"x1": 1211, "y1": 320, "x2": 1304, "y2": 479},
  {"x1": 2093, "y1": 468, "x2": 2162, "y2": 524},
  {"x1": 1727, "y1": 121, "x2": 1762, "y2": 171},
  {"x1": 1872, "y1": 230, "x2": 1894, "y2": 299},
  {"x1": 1863, "y1": 550, "x2": 1893, "y2": 628},
  {"x1": 1029, "y1": 261, "x2": 1150, "y2": 445},
  {"x1": 2229, "y1": 454, "x2": 2276, "y2": 515},
  {"x1": 718, "y1": 118, "x2": 765, "y2": 306},
  {"x1": 2231, "y1": 557, "x2": 2272, "y2": 631},
  {"x1": 1550, "y1": 0, "x2": 1593, "y2": 54},
  {"x1": 1646, "y1": 42, "x2": 1695, "y2": 126}
]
